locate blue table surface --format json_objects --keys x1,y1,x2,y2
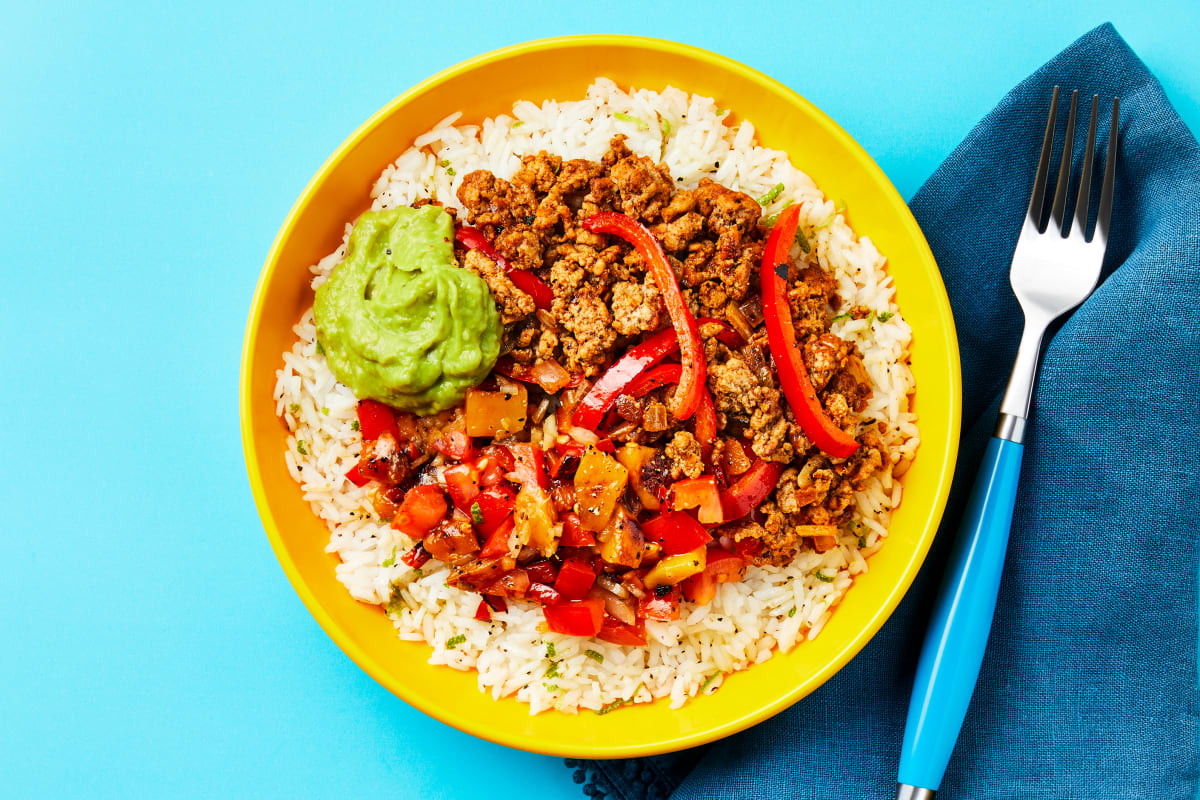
[{"x1": 3, "y1": 2, "x2": 1196, "y2": 798}]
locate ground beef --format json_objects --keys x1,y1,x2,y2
[
  {"x1": 664, "y1": 431, "x2": 703, "y2": 480},
  {"x1": 555, "y1": 285, "x2": 616, "y2": 375},
  {"x1": 460, "y1": 249, "x2": 535, "y2": 325},
  {"x1": 610, "y1": 275, "x2": 663, "y2": 336},
  {"x1": 707, "y1": 352, "x2": 793, "y2": 463}
]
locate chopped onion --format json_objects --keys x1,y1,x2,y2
[
  {"x1": 541, "y1": 413, "x2": 558, "y2": 450},
  {"x1": 530, "y1": 359, "x2": 571, "y2": 393},
  {"x1": 596, "y1": 574, "x2": 628, "y2": 598},
  {"x1": 531, "y1": 395, "x2": 552, "y2": 425},
  {"x1": 725, "y1": 301, "x2": 756, "y2": 343},
  {"x1": 569, "y1": 425, "x2": 599, "y2": 445},
  {"x1": 738, "y1": 293, "x2": 764, "y2": 327},
  {"x1": 597, "y1": 587, "x2": 637, "y2": 625}
]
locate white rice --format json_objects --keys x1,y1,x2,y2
[{"x1": 274, "y1": 79, "x2": 918, "y2": 714}]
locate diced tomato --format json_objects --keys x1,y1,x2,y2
[
  {"x1": 553, "y1": 557, "x2": 596, "y2": 600},
  {"x1": 558, "y1": 512, "x2": 596, "y2": 547},
  {"x1": 640, "y1": 586, "x2": 681, "y2": 621},
  {"x1": 479, "y1": 516, "x2": 515, "y2": 559},
  {"x1": 473, "y1": 484, "x2": 516, "y2": 536},
  {"x1": 669, "y1": 476, "x2": 724, "y2": 525},
  {"x1": 680, "y1": 570, "x2": 717, "y2": 605},
  {"x1": 481, "y1": 568, "x2": 530, "y2": 598},
  {"x1": 422, "y1": 517, "x2": 480, "y2": 562},
  {"x1": 476, "y1": 457, "x2": 507, "y2": 489},
  {"x1": 400, "y1": 542, "x2": 431, "y2": 569},
  {"x1": 640, "y1": 511, "x2": 711, "y2": 556},
  {"x1": 542, "y1": 597, "x2": 605, "y2": 637},
  {"x1": 479, "y1": 444, "x2": 515, "y2": 473},
  {"x1": 597, "y1": 614, "x2": 648, "y2": 646},
  {"x1": 391, "y1": 485, "x2": 448, "y2": 538},
  {"x1": 527, "y1": 583, "x2": 563, "y2": 606},
  {"x1": 356, "y1": 399, "x2": 399, "y2": 442},
  {"x1": 474, "y1": 600, "x2": 491, "y2": 621},
  {"x1": 507, "y1": 443, "x2": 549, "y2": 490},
  {"x1": 344, "y1": 463, "x2": 370, "y2": 488},
  {"x1": 443, "y1": 463, "x2": 481, "y2": 513},
  {"x1": 483, "y1": 594, "x2": 507, "y2": 613},
  {"x1": 705, "y1": 548, "x2": 748, "y2": 583},
  {"x1": 525, "y1": 559, "x2": 559, "y2": 585},
  {"x1": 431, "y1": 428, "x2": 474, "y2": 461},
  {"x1": 734, "y1": 538, "x2": 763, "y2": 562}
]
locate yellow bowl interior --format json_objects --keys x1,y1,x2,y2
[{"x1": 241, "y1": 35, "x2": 961, "y2": 759}]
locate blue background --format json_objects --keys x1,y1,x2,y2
[{"x1": 3, "y1": 2, "x2": 1196, "y2": 798}]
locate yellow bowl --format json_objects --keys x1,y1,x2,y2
[{"x1": 241, "y1": 35, "x2": 961, "y2": 758}]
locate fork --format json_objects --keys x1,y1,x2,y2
[{"x1": 894, "y1": 87, "x2": 1119, "y2": 800}]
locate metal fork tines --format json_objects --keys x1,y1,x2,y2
[{"x1": 995, "y1": 86, "x2": 1119, "y2": 444}]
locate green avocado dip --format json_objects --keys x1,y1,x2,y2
[{"x1": 313, "y1": 205, "x2": 502, "y2": 415}]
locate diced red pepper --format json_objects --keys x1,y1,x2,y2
[
  {"x1": 641, "y1": 510, "x2": 711, "y2": 556},
  {"x1": 506, "y1": 443, "x2": 549, "y2": 490},
  {"x1": 640, "y1": 586, "x2": 682, "y2": 621},
  {"x1": 527, "y1": 583, "x2": 563, "y2": 606},
  {"x1": 455, "y1": 226, "x2": 555, "y2": 310},
  {"x1": 525, "y1": 559, "x2": 559, "y2": 585},
  {"x1": 422, "y1": 517, "x2": 480, "y2": 561},
  {"x1": 400, "y1": 542, "x2": 431, "y2": 569},
  {"x1": 483, "y1": 594, "x2": 507, "y2": 613},
  {"x1": 680, "y1": 569, "x2": 717, "y2": 605},
  {"x1": 542, "y1": 597, "x2": 605, "y2": 637},
  {"x1": 474, "y1": 600, "x2": 491, "y2": 621},
  {"x1": 760, "y1": 204, "x2": 860, "y2": 458},
  {"x1": 472, "y1": 484, "x2": 516, "y2": 536},
  {"x1": 356, "y1": 399, "x2": 400, "y2": 442},
  {"x1": 344, "y1": 463, "x2": 371, "y2": 488},
  {"x1": 718, "y1": 458, "x2": 786, "y2": 521},
  {"x1": 443, "y1": 463, "x2": 481, "y2": 513},
  {"x1": 479, "y1": 516, "x2": 515, "y2": 559},
  {"x1": 481, "y1": 568, "x2": 530, "y2": 598},
  {"x1": 597, "y1": 615, "x2": 648, "y2": 646},
  {"x1": 559, "y1": 512, "x2": 596, "y2": 547},
  {"x1": 582, "y1": 213, "x2": 706, "y2": 421},
  {"x1": 553, "y1": 557, "x2": 596, "y2": 600},
  {"x1": 704, "y1": 548, "x2": 748, "y2": 583},
  {"x1": 391, "y1": 485, "x2": 448, "y2": 538},
  {"x1": 431, "y1": 427, "x2": 474, "y2": 461},
  {"x1": 734, "y1": 538, "x2": 763, "y2": 562},
  {"x1": 669, "y1": 476, "x2": 724, "y2": 525}
]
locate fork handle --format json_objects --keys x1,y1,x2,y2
[{"x1": 895, "y1": 436, "x2": 1024, "y2": 796}]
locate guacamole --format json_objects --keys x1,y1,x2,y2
[{"x1": 313, "y1": 205, "x2": 502, "y2": 415}]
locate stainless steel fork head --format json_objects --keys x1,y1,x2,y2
[{"x1": 996, "y1": 87, "x2": 1119, "y2": 443}]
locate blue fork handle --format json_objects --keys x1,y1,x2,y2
[{"x1": 896, "y1": 436, "x2": 1024, "y2": 795}]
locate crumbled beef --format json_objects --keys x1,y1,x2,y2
[
  {"x1": 460, "y1": 248, "x2": 535, "y2": 325},
  {"x1": 803, "y1": 332, "x2": 851, "y2": 393},
  {"x1": 789, "y1": 266, "x2": 838, "y2": 338},
  {"x1": 610, "y1": 275, "x2": 663, "y2": 336},
  {"x1": 609, "y1": 150, "x2": 674, "y2": 222},
  {"x1": 555, "y1": 285, "x2": 616, "y2": 375},
  {"x1": 664, "y1": 431, "x2": 703, "y2": 480},
  {"x1": 707, "y1": 353, "x2": 793, "y2": 462}
]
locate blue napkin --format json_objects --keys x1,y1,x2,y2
[{"x1": 567, "y1": 23, "x2": 1200, "y2": 800}]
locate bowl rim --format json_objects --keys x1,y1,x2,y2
[{"x1": 241, "y1": 33, "x2": 962, "y2": 757}]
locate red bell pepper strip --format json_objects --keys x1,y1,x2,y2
[
  {"x1": 542, "y1": 597, "x2": 605, "y2": 637},
  {"x1": 571, "y1": 328, "x2": 679, "y2": 430},
  {"x1": 356, "y1": 399, "x2": 399, "y2": 442},
  {"x1": 760, "y1": 205, "x2": 860, "y2": 458},
  {"x1": 525, "y1": 559, "x2": 559, "y2": 585},
  {"x1": 455, "y1": 226, "x2": 555, "y2": 310},
  {"x1": 582, "y1": 212, "x2": 706, "y2": 421},
  {"x1": 641, "y1": 511, "x2": 712, "y2": 556},
  {"x1": 625, "y1": 363, "x2": 683, "y2": 398},
  {"x1": 697, "y1": 316, "x2": 746, "y2": 349},
  {"x1": 718, "y1": 458, "x2": 786, "y2": 521}
]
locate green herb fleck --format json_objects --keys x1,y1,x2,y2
[
  {"x1": 584, "y1": 649, "x2": 604, "y2": 664},
  {"x1": 511, "y1": 120, "x2": 525, "y2": 129},
  {"x1": 761, "y1": 201, "x2": 794, "y2": 229},
  {"x1": 546, "y1": 642, "x2": 556, "y2": 659},
  {"x1": 413, "y1": 568, "x2": 424, "y2": 579},
  {"x1": 470, "y1": 502, "x2": 484, "y2": 526},
  {"x1": 314, "y1": 340, "x2": 325, "y2": 355},
  {"x1": 543, "y1": 683, "x2": 559, "y2": 691},
  {"x1": 700, "y1": 672, "x2": 722, "y2": 693},
  {"x1": 596, "y1": 698, "x2": 627, "y2": 715},
  {"x1": 295, "y1": 440, "x2": 308, "y2": 456},
  {"x1": 814, "y1": 570, "x2": 835, "y2": 583},
  {"x1": 717, "y1": 108, "x2": 730, "y2": 117},
  {"x1": 446, "y1": 634, "x2": 467, "y2": 650},
  {"x1": 660, "y1": 117, "x2": 672, "y2": 138},
  {"x1": 546, "y1": 661, "x2": 560, "y2": 679},
  {"x1": 288, "y1": 403, "x2": 300, "y2": 414},
  {"x1": 830, "y1": 312, "x2": 852, "y2": 324},
  {"x1": 614, "y1": 112, "x2": 648, "y2": 131},
  {"x1": 321, "y1": 407, "x2": 330, "y2": 416},
  {"x1": 878, "y1": 311, "x2": 895, "y2": 322},
  {"x1": 757, "y1": 182, "x2": 785, "y2": 206},
  {"x1": 386, "y1": 585, "x2": 405, "y2": 614},
  {"x1": 439, "y1": 159, "x2": 450, "y2": 167},
  {"x1": 794, "y1": 227, "x2": 811, "y2": 253},
  {"x1": 381, "y1": 547, "x2": 397, "y2": 568},
  {"x1": 866, "y1": 311, "x2": 877, "y2": 326},
  {"x1": 351, "y1": 420, "x2": 360, "y2": 432},
  {"x1": 446, "y1": 167, "x2": 456, "y2": 177},
  {"x1": 788, "y1": 607, "x2": 797, "y2": 618}
]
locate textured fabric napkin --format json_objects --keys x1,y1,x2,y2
[{"x1": 567, "y1": 23, "x2": 1199, "y2": 800}]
